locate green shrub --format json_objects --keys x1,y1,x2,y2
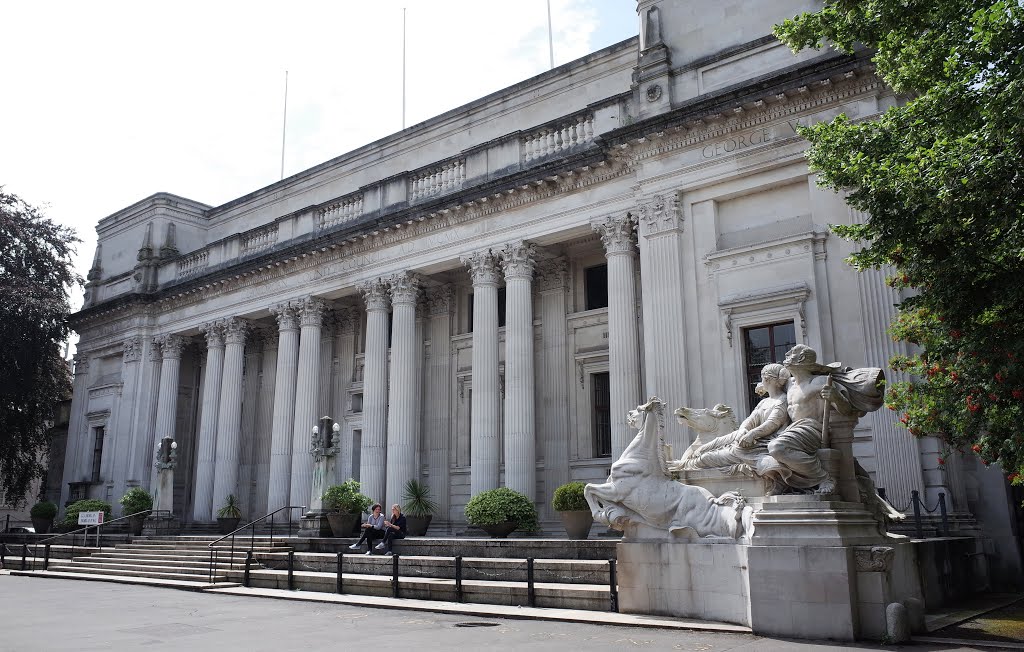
[
  {"x1": 464, "y1": 488, "x2": 538, "y2": 531},
  {"x1": 551, "y1": 481, "x2": 588, "y2": 512},
  {"x1": 30, "y1": 501, "x2": 57, "y2": 519},
  {"x1": 322, "y1": 480, "x2": 372, "y2": 514},
  {"x1": 216, "y1": 494, "x2": 242, "y2": 519},
  {"x1": 62, "y1": 499, "x2": 113, "y2": 526},
  {"x1": 119, "y1": 487, "x2": 153, "y2": 516},
  {"x1": 401, "y1": 479, "x2": 438, "y2": 517}
]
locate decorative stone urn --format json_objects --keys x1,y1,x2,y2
[
  {"x1": 480, "y1": 522, "x2": 517, "y2": 538},
  {"x1": 559, "y1": 511, "x2": 594, "y2": 540},
  {"x1": 30, "y1": 516, "x2": 53, "y2": 534}
]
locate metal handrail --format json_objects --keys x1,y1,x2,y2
[
  {"x1": 11, "y1": 509, "x2": 171, "y2": 569},
  {"x1": 206, "y1": 505, "x2": 305, "y2": 584}
]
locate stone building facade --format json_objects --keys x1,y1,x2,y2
[{"x1": 63, "y1": 0, "x2": 1021, "y2": 576}]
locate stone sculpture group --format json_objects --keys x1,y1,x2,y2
[{"x1": 585, "y1": 344, "x2": 903, "y2": 540}]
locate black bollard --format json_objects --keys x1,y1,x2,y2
[
  {"x1": 911, "y1": 490, "x2": 924, "y2": 538},
  {"x1": 392, "y1": 554, "x2": 400, "y2": 599},
  {"x1": 336, "y1": 552, "x2": 344, "y2": 594},
  {"x1": 527, "y1": 558, "x2": 536, "y2": 608},
  {"x1": 939, "y1": 493, "x2": 949, "y2": 537},
  {"x1": 455, "y1": 556, "x2": 463, "y2": 603},
  {"x1": 287, "y1": 551, "x2": 295, "y2": 590},
  {"x1": 244, "y1": 551, "x2": 252, "y2": 587},
  {"x1": 609, "y1": 559, "x2": 619, "y2": 613}
]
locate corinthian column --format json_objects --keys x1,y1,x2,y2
[
  {"x1": 359, "y1": 280, "x2": 390, "y2": 505},
  {"x1": 536, "y1": 258, "x2": 570, "y2": 520},
  {"x1": 212, "y1": 318, "x2": 250, "y2": 516},
  {"x1": 424, "y1": 285, "x2": 453, "y2": 525},
  {"x1": 267, "y1": 302, "x2": 300, "y2": 513},
  {"x1": 290, "y1": 297, "x2": 326, "y2": 508},
  {"x1": 499, "y1": 242, "x2": 537, "y2": 500},
  {"x1": 384, "y1": 272, "x2": 421, "y2": 507},
  {"x1": 462, "y1": 250, "x2": 501, "y2": 496},
  {"x1": 150, "y1": 334, "x2": 186, "y2": 494},
  {"x1": 593, "y1": 214, "x2": 642, "y2": 459},
  {"x1": 194, "y1": 322, "x2": 226, "y2": 522}
]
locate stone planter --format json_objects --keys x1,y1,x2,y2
[
  {"x1": 479, "y1": 521, "x2": 517, "y2": 538},
  {"x1": 128, "y1": 515, "x2": 146, "y2": 536},
  {"x1": 558, "y1": 510, "x2": 594, "y2": 540},
  {"x1": 217, "y1": 517, "x2": 241, "y2": 535},
  {"x1": 30, "y1": 516, "x2": 53, "y2": 534},
  {"x1": 405, "y1": 514, "x2": 432, "y2": 536},
  {"x1": 326, "y1": 513, "x2": 360, "y2": 538}
]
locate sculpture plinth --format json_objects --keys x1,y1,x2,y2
[
  {"x1": 144, "y1": 436, "x2": 180, "y2": 536},
  {"x1": 297, "y1": 418, "x2": 341, "y2": 538}
]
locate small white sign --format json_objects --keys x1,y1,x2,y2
[{"x1": 78, "y1": 511, "x2": 104, "y2": 526}]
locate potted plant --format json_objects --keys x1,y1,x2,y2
[
  {"x1": 61, "y1": 499, "x2": 113, "y2": 528},
  {"x1": 119, "y1": 488, "x2": 153, "y2": 535},
  {"x1": 30, "y1": 501, "x2": 57, "y2": 534},
  {"x1": 322, "y1": 479, "x2": 372, "y2": 538},
  {"x1": 216, "y1": 494, "x2": 242, "y2": 534},
  {"x1": 552, "y1": 481, "x2": 593, "y2": 540},
  {"x1": 402, "y1": 479, "x2": 438, "y2": 536},
  {"x1": 465, "y1": 487, "x2": 538, "y2": 538}
]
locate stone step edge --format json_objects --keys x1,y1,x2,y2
[
  {"x1": 10, "y1": 570, "x2": 239, "y2": 591},
  {"x1": 203, "y1": 585, "x2": 751, "y2": 633}
]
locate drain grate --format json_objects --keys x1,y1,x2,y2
[{"x1": 452, "y1": 622, "x2": 500, "y2": 628}]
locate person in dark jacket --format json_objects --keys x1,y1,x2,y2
[{"x1": 375, "y1": 503, "x2": 407, "y2": 555}]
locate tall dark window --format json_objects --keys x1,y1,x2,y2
[
  {"x1": 91, "y1": 426, "x2": 105, "y2": 483},
  {"x1": 468, "y1": 288, "x2": 506, "y2": 332},
  {"x1": 592, "y1": 372, "x2": 612, "y2": 457},
  {"x1": 351, "y1": 430, "x2": 362, "y2": 481},
  {"x1": 351, "y1": 393, "x2": 363, "y2": 413},
  {"x1": 742, "y1": 322, "x2": 796, "y2": 411},
  {"x1": 584, "y1": 264, "x2": 609, "y2": 310}
]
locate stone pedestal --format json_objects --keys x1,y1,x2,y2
[
  {"x1": 297, "y1": 511, "x2": 334, "y2": 538},
  {"x1": 298, "y1": 420, "x2": 340, "y2": 538},
  {"x1": 142, "y1": 514, "x2": 180, "y2": 536}
]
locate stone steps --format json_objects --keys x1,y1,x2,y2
[
  {"x1": 45, "y1": 563, "x2": 231, "y2": 583},
  {"x1": 10, "y1": 569, "x2": 239, "y2": 591}
]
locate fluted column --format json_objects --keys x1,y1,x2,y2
[
  {"x1": 335, "y1": 307, "x2": 359, "y2": 481},
  {"x1": 254, "y1": 330, "x2": 278, "y2": 516},
  {"x1": 359, "y1": 280, "x2": 391, "y2": 505},
  {"x1": 500, "y1": 242, "x2": 537, "y2": 500},
  {"x1": 593, "y1": 215, "x2": 642, "y2": 459},
  {"x1": 425, "y1": 286, "x2": 453, "y2": 525},
  {"x1": 462, "y1": 250, "x2": 501, "y2": 496},
  {"x1": 212, "y1": 318, "x2": 250, "y2": 516},
  {"x1": 537, "y1": 258, "x2": 570, "y2": 520},
  {"x1": 290, "y1": 297, "x2": 326, "y2": 508},
  {"x1": 385, "y1": 273, "x2": 421, "y2": 507},
  {"x1": 267, "y1": 303, "x2": 300, "y2": 513},
  {"x1": 194, "y1": 322, "x2": 226, "y2": 521},
  {"x1": 149, "y1": 335, "x2": 186, "y2": 494}
]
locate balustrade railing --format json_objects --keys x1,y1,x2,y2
[
  {"x1": 240, "y1": 224, "x2": 278, "y2": 255},
  {"x1": 318, "y1": 195, "x2": 364, "y2": 230},
  {"x1": 409, "y1": 159, "x2": 465, "y2": 202},
  {"x1": 176, "y1": 249, "x2": 209, "y2": 279},
  {"x1": 522, "y1": 114, "x2": 595, "y2": 163}
]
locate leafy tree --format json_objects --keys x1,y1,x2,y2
[
  {"x1": 774, "y1": 2, "x2": 1024, "y2": 480},
  {"x1": 0, "y1": 189, "x2": 80, "y2": 505}
]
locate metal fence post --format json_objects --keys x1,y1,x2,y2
[
  {"x1": 939, "y1": 493, "x2": 949, "y2": 537},
  {"x1": 44, "y1": 544, "x2": 51, "y2": 571},
  {"x1": 244, "y1": 551, "x2": 252, "y2": 587},
  {"x1": 455, "y1": 556, "x2": 463, "y2": 603},
  {"x1": 21, "y1": 544, "x2": 27, "y2": 571},
  {"x1": 609, "y1": 559, "x2": 618, "y2": 613},
  {"x1": 287, "y1": 551, "x2": 295, "y2": 590},
  {"x1": 911, "y1": 490, "x2": 924, "y2": 538},
  {"x1": 336, "y1": 552, "x2": 344, "y2": 594},
  {"x1": 392, "y1": 554, "x2": 400, "y2": 599},
  {"x1": 527, "y1": 557, "x2": 536, "y2": 608}
]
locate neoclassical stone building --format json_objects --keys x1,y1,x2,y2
[{"x1": 62, "y1": 0, "x2": 1021, "y2": 573}]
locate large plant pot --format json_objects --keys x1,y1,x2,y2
[
  {"x1": 30, "y1": 516, "x2": 53, "y2": 534},
  {"x1": 479, "y1": 521, "x2": 517, "y2": 538},
  {"x1": 406, "y1": 514, "x2": 432, "y2": 536},
  {"x1": 128, "y1": 515, "x2": 145, "y2": 536},
  {"x1": 326, "y1": 513, "x2": 360, "y2": 538},
  {"x1": 217, "y1": 517, "x2": 241, "y2": 534},
  {"x1": 558, "y1": 510, "x2": 594, "y2": 540}
]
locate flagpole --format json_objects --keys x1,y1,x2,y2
[
  {"x1": 402, "y1": 7, "x2": 407, "y2": 129},
  {"x1": 546, "y1": 0, "x2": 554, "y2": 69},
  {"x1": 280, "y1": 70, "x2": 289, "y2": 180}
]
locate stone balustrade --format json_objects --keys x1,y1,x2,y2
[
  {"x1": 176, "y1": 250, "x2": 209, "y2": 279},
  {"x1": 523, "y1": 114, "x2": 595, "y2": 163},
  {"x1": 318, "y1": 194, "x2": 364, "y2": 230},
  {"x1": 410, "y1": 159, "x2": 466, "y2": 202},
  {"x1": 240, "y1": 223, "x2": 279, "y2": 256}
]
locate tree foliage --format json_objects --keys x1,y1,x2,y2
[
  {"x1": 0, "y1": 189, "x2": 80, "y2": 505},
  {"x1": 774, "y1": 2, "x2": 1024, "y2": 480}
]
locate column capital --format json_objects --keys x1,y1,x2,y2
[
  {"x1": 388, "y1": 272, "x2": 421, "y2": 306},
  {"x1": 337, "y1": 305, "x2": 360, "y2": 334},
  {"x1": 592, "y1": 214, "x2": 637, "y2": 256},
  {"x1": 259, "y1": 326, "x2": 280, "y2": 350},
  {"x1": 122, "y1": 336, "x2": 142, "y2": 363},
  {"x1": 272, "y1": 302, "x2": 300, "y2": 331},
  {"x1": 359, "y1": 279, "x2": 391, "y2": 313},
  {"x1": 461, "y1": 250, "x2": 500, "y2": 286},
  {"x1": 201, "y1": 321, "x2": 226, "y2": 349},
  {"x1": 73, "y1": 353, "x2": 89, "y2": 376},
  {"x1": 499, "y1": 241, "x2": 537, "y2": 281},
  {"x1": 636, "y1": 193, "x2": 683, "y2": 237},
  {"x1": 536, "y1": 257, "x2": 569, "y2": 292},
  {"x1": 426, "y1": 284, "x2": 454, "y2": 316},
  {"x1": 156, "y1": 334, "x2": 187, "y2": 360},
  {"x1": 222, "y1": 317, "x2": 251, "y2": 345},
  {"x1": 296, "y1": 297, "x2": 327, "y2": 327}
]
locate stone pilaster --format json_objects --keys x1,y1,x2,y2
[
  {"x1": 130, "y1": 337, "x2": 163, "y2": 490},
  {"x1": 60, "y1": 353, "x2": 91, "y2": 509},
  {"x1": 462, "y1": 250, "x2": 502, "y2": 496},
  {"x1": 267, "y1": 303, "x2": 300, "y2": 513},
  {"x1": 238, "y1": 331, "x2": 262, "y2": 518},
  {"x1": 499, "y1": 241, "x2": 537, "y2": 501},
  {"x1": 212, "y1": 318, "x2": 250, "y2": 517},
  {"x1": 593, "y1": 214, "x2": 643, "y2": 459},
  {"x1": 424, "y1": 285, "x2": 453, "y2": 525},
  {"x1": 635, "y1": 193, "x2": 690, "y2": 451},
  {"x1": 194, "y1": 322, "x2": 226, "y2": 521},
  {"x1": 334, "y1": 307, "x2": 359, "y2": 481},
  {"x1": 537, "y1": 258, "x2": 570, "y2": 520},
  {"x1": 253, "y1": 329, "x2": 277, "y2": 517},
  {"x1": 385, "y1": 273, "x2": 421, "y2": 507},
  {"x1": 359, "y1": 280, "x2": 390, "y2": 505},
  {"x1": 290, "y1": 297, "x2": 326, "y2": 509}
]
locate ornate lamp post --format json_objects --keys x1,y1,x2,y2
[{"x1": 297, "y1": 416, "x2": 341, "y2": 537}]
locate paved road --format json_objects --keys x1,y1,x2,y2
[{"x1": 0, "y1": 575, "x2": 999, "y2": 652}]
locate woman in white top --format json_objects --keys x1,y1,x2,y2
[{"x1": 349, "y1": 503, "x2": 386, "y2": 554}]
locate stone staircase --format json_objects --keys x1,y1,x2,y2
[{"x1": 7, "y1": 536, "x2": 618, "y2": 611}]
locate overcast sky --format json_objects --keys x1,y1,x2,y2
[{"x1": 1, "y1": 0, "x2": 638, "y2": 317}]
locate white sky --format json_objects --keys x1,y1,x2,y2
[{"x1": 1, "y1": 0, "x2": 638, "y2": 319}]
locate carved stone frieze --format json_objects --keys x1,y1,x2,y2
[
  {"x1": 592, "y1": 214, "x2": 637, "y2": 257},
  {"x1": 499, "y1": 241, "x2": 537, "y2": 281},
  {"x1": 636, "y1": 193, "x2": 683, "y2": 237},
  {"x1": 359, "y1": 279, "x2": 390, "y2": 313},
  {"x1": 462, "y1": 250, "x2": 500, "y2": 286}
]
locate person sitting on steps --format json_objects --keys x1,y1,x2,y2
[
  {"x1": 349, "y1": 503, "x2": 386, "y2": 554},
  {"x1": 375, "y1": 503, "x2": 407, "y2": 556}
]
